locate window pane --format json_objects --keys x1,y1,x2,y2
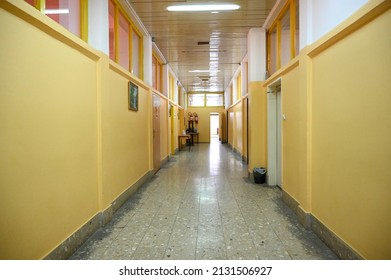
[
  {"x1": 269, "y1": 27, "x2": 277, "y2": 75},
  {"x1": 45, "y1": 0, "x2": 80, "y2": 37},
  {"x1": 132, "y1": 30, "x2": 141, "y2": 77},
  {"x1": 109, "y1": 0, "x2": 115, "y2": 61},
  {"x1": 281, "y1": 6, "x2": 291, "y2": 67},
  {"x1": 206, "y1": 94, "x2": 223, "y2": 107},
  {"x1": 118, "y1": 11, "x2": 130, "y2": 70},
  {"x1": 188, "y1": 94, "x2": 205, "y2": 107},
  {"x1": 295, "y1": 0, "x2": 300, "y2": 56},
  {"x1": 244, "y1": 61, "x2": 248, "y2": 93}
]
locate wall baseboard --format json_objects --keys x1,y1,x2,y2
[
  {"x1": 43, "y1": 212, "x2": 102, "y2": 260},
  {"x1": 311, "y1": 215, "x2": 363, "y2": 260},
  {"x1": 160, "y1": 156, "x2": 169, "y2": 166},
  {"x1": 281, "y1": 190, "x2": 312, "y2": 230},
  {"x1": 44, "y1": 170, "x2": 153, "y2": 260},
  {"x1": 281, "y1": 189, "x2": 363, "y2": 260},
  {"x1": 248, "y1": 170, "x2": 254, "y2": 181}
]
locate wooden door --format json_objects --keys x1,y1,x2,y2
[{"x1": 153, "y1": 94, "x2": 161, "y2": 173}]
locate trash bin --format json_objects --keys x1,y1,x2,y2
[{"x1": 253, "y1": 167, "x2": 266, "y2": 184}]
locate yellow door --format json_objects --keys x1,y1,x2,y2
[{"x1": 170, "y1": 104, "x2": 175, "y2": 154}]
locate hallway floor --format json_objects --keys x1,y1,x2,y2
[{"x1": 70, "y1": 139, "x2": 338, "y2": 260}]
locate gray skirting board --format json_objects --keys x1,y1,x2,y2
[
  {"x1": 282, "y1": 189, "x2": 363, "y2": 260},
  {"x1": 44, "y1": 173, "x2": 363, "y2": 260},
  {"x1": 44, "y1": 171, "x2": 153, "y2": 260}
]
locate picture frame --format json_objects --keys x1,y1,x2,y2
[{"x1": 128, "y1": 81, "x2": 138, "y2": 111}]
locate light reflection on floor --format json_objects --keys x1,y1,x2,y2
[{"x1": 70, "y1": 139, "x2": 338, "y2": 260}]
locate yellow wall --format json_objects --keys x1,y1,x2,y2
[
  {"x1": 0, "y1": 2, "x2": 99, "y2": 259},
  {"x1": 101, "y1": 62, "x2": 151, "y2": 207},
  {"x1": 167, "y1": 103, "x2": 180, "y2": 154},
  {"x1": 227, "y1": 101, "x2": 244, "y2": 154},
  {"x1": 256, "y1": 0, "x2": 391, "y2": 259},
  {"x1": 281, "y1": 65, "x2": 309, "y2": 209},
  {"x1": 174, "y1": 106, "x2": 179, "y2": 150},
  {"x1": 234, "y1": 102, "x2": 243, "y2": 153},
  {"x1": 248, "y1": 82, "x2": 267, "y2": 171},
  {"x1": 242, "y1": 98, "x2": 248, "y2": 161},
  {"x1": 310, "y1": 6, "x2": 391, "y2": 259},
  {"x1": 228, "y1": 109, "x2": 234, "y2": 146},
  {"x1": 186, "y1": 107, "x2": 225, "y2": 143},
  {"x1": 178, "y1": 108, "x2": 185, "y2": 135},
  {"x1": 159, "y1": 98, "x2": 169, "y2": 161},
  {"x1": 220, "y1": 111, "x2": 227, "y2": 143},
  {"x1": 0, "y1": 1, "x2": 153, "y2": 259}
]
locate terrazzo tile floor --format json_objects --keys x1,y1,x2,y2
[{"x1": 70, "y1": 138, "x2": 338, "y2": 260}]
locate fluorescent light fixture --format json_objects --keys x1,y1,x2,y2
[
  {"x1": 167, "y1": 4, "x2": 240, "y2": 12},
  {"x1": 45, "y1": 9, "x2": 69, "y2": 15},
  {"x1": 189, "y1": 70, "x2": 220, "y2": 73}
]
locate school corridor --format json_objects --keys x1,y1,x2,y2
[
  {"x1": 1, "y1": 0, "x2": 390, "y2": 260},
  {"x1": 70, "y1": 139, "x2": 337, "y2": 260}
]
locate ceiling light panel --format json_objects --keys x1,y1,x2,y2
[
  {"x1": 167, "y1": 4, "x2": 240, "y2": 12},
  {"x1": 131, "y1": 0, "x2": 277, "y2": 92}
]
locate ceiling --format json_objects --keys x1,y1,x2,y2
[{"x1": 128, "y1": 0, "x2": 277, "y2": 93}]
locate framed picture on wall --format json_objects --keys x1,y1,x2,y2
[{"x1": 128, "y1": 81, "x2": 138, "y2": 111}]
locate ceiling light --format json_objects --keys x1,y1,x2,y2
[
  {"x1": 45, "y1": 9, "x2": 69, "y2": 15},
  {"x1": 167, "y1": 4, "x2": 240, "y2": 12}
]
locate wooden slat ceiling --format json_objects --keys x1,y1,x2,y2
[{"x1": 128, "y1": 0, "x2": 277, "y2": 93}]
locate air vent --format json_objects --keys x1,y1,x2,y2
[
  {"x1": 197, "y1": 41, "x2": 210, "y2": 45},
  {"x1": 197, "y1": 76, "x2": 211, "y2": 80},
  {"x1": 182, "y1": 50, "x2": 226, "y2": 53}
]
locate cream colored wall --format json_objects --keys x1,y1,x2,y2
[
  {"x1": 310, "y1": 7, "x2": 391, "y2": 259},
  {"x1": 186, "y1": 107, "x2": 224, "y2": 143}
]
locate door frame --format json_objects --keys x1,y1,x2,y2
[
  {"x1": 152, "y1": 94, "x2": 161, "y2": 173},
  {"x1": 267, "y1": 79, "x2": 282, "y2": 187},
  {"x1": 210, "y1": 113, "x2": 219, "y2": 141}
]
